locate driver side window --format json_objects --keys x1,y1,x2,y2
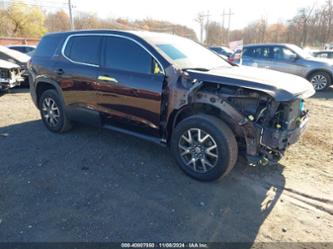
[
  {"x1": 273, "y1": 47, "x2": 296, "y2": 61},
  {"x1": 104, "y1": 36, "x2": 161, "y2": 75}
]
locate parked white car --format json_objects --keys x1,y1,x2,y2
[{"x1": 0, "y1": 59, "x2": 24, "y2": 91}]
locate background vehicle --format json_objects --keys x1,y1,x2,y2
[
  {"x1": 241, "y1": 43, "x2": 333, "y2": 91},
  {"x1": 313, "y1": 50, "x2": 333, "y2": 59},
  {"x1": 7, "y1": 45, "x2": 36, "y2": 54},
  {"x1": 29, "y1": 30, "x2": 314, "y2": 181},
  {"x1": 0, "y1": 46, "x2": 30, "y2": 87},
  {"x1": 0, "y1": 59, "x2": 24, "y2": 91},
  {"x1": 209, "y1": 46, "x2": 233, "y2": 58}
]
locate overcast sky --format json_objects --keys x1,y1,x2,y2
[{"x1": 63, "y1": 0, "x2": 325, "y2": 36}]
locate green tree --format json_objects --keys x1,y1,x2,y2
[
  {"x1": 4, "y1": 1, "x2": 46, "y2": 38},
  {"x1": 0, "y1": 9, "x2": 13, "y2": 36}
]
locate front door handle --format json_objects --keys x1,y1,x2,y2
[{"x1": 97, "y1": 75, "x2": 118, "y2": 83}]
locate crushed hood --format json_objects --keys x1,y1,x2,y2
[
  {"x1": 186, "y1": 66, "x2": 315, "y2": 101},
  {"x1": 0, "y1": 59, "x2": 20, "y2": 69}
]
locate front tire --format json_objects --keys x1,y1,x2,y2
[
  {"x1": 39, "y1": 89, "x2": 72, "y2": 133},
  {"x1": 309, "y1": 71, "x2": 331, "y2": 91},
  {"x1": 171, "y1": 114, "x2": 238, "y2": 181}
]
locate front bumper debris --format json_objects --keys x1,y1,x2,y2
[{"x1": 261, "y1": 113, "x2": 309, "y2": 151}]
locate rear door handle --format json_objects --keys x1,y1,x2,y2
[
  {"x1": 55, "y1": 69, "x2": 64, "y2": 75},
  {"x1": 97, "y1": 75, "x2": 118, "y2": 83}
]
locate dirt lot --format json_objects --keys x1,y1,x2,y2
[{"x1": 0, "y1": 88, "x2": 332, "y2": 244}]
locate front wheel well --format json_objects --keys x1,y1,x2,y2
[{"x1": 167, "y1": 103, "x2": 240, "y2": 144}]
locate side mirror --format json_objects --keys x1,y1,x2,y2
[{"x1": 153, "y1": 60, "x2": 164, "y2": 76}]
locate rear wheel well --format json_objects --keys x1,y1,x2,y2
[
  {"x1": 36, "y1": 82, "x2": 57, "y2": 106},
  {"x1": 306, "y1": 70, "x2": 332, "y2": 83}
]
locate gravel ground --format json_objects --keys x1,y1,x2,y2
[{"x1": 0, "y1": 88, "x2": 332, "y2": 243}]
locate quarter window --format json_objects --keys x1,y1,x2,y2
[
  {"x1": 103, "y1": 37, "x2": 154, "y2": 74},
  {"x1": 243, "y1": 47, "x2": 271, "y2": 59},
  {"x1": 64, "y1": 36, "x2": 101, "y2": 65}
]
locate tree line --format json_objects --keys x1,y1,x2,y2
[
  {"x1": 206, "y1": 0, "x2": 333, "y2": 48},
  {"x1": 0, "y1": 2, "x2": 197, "y2": 41}
]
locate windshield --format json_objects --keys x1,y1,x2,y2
[
  {"x1": 288, "y1": 44, "x2": 313, "y2": 59},
  {"x1": 153, "y1": 36, "x2": 231, "y2": 70}
]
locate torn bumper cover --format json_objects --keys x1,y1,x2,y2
[
  {"x1": 261, "y1": 114, "x2": 308, "y2": 150},
  {"x1": 255, "y1": 111, "x2": 309, "y2": 164}
]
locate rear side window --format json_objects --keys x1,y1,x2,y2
[
  {"x1": 25, "y1": 47, "x2": 35, "y2": 53},
  {"x1": 64, "y1": 36, "x2": 101, "y2": 65},
  {"x1": 34, "y1": 36, "x2": 63, "y2": 57},
  {"x1": 103, "y1": 36, "x2": 153, "y2": 74},
  {"x1": 316, "y1": 52, "x2": 328, "y2": 58},
  {"x1": 11, "y1": 47, "x2": 25, "y2": 53},
  {"x1": 243, "y1": 47, "x2": 271, "y2": 59},
  {"x1": 210, "y1": 47, "x2": 222, "y2": 53},
  {"x1": 243, "y1": 47, "x2": 257, "y2": 58}
]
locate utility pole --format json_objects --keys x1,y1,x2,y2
[
  {"x1": 221, "y1": 9, "x2": 225, "y2": 44},
  {"x1": 195, "y1": 11, "x2": 210, "y2": 44},
  {"x1": 195, "y1": 13, "x2": 205, "y2": 43},
  {"x1": 205, "y1": 10, "x2": 210, "y2": 38},
  {"x1": 68, "y1": 0, "x2": 74, "y2": 30},
  {"x1": 221, "y1": 8, "x2": 234, "y2": 44}
]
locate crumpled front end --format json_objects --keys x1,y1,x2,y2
[
  {"x1": 171, "y1": 71, "x2": 312, "y2": 166},
  {"x1": 177, "y1": 68, "x2": 314, "y2": 166},
  {"x1": 254, "y1": 99, "x2": 309, "y2": 165},
  {"x1": 0, "y1": 67, "x2": 24, "y2": 90}
]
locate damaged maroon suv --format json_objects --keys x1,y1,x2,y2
[{"x1": 28, "y1": 30, "x2": 315, "y2": 181}]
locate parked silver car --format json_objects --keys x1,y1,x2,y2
[
  {"x1": 241, "y1": 43, "x2": 333, "y2": 91},
  {"x1": 312, "y1": 50, "x2": 333, "y2": 59}
]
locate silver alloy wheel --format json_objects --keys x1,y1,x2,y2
[
  {"x1": 311, "y1": 74, "x2": 328, "y2": 90},
  {"x1": 178, "y1": 128, "x2": 218, "y2": 173},
  {"x1": 41, "y1": 97, "x2": 60, "y2": 127}
]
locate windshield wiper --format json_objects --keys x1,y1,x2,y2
[{"x1": 182, "y1": 67, "x2": 210, "y2": 72}]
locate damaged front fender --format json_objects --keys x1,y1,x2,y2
[{"x1": 164, "y1": 68, "x2": 310, "y2": 166}]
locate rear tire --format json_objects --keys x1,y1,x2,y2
[
  {"x1": 309, "y1": 71, "x2": 331, "y2": 91},
  {"x1": 171, "y1": 114, "x2": 238, "y2": 181},
  {"x1": 39, "y1": 89, "x2": 72, "y2": 133}
]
